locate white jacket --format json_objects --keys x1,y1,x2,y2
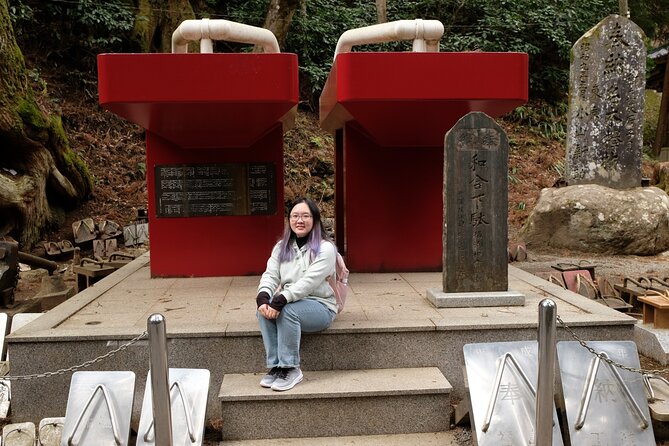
[{"x1": 257, "y1": 239, "x2": 337, "y2": 313}]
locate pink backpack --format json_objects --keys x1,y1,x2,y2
[{"x1": 328, "y1": 253, "x2": 349, "y2": 313}]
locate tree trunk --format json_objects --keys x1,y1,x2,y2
[
  {"x1": 654, "y1": 59, "x2": 669, "y2": 156},
  {"x1": 0, "y1": 0, "x2": 91, "y2": 248},
  {"x1": 376, "y1": 0, "x2": 387, "y2": 23},
  {"x1": 259, "y1": 0, "x2": 301, "y2": 50},
  {"x1": 618, "y1": 0, "x2": 629, "y2": 17},
  {"x1": 132, "y1": 0, "x2": 195, "y2": 53}
]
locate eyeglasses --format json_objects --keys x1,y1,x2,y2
[{"x1": 289, "y1": 213, "x2": 313, "y2": 221}]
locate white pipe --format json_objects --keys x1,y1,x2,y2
[
  {"x1": 334, "y1": 19, "x2": 444, "y2": 59},
  {"x1": 171, "y1": 18, "x2": 280, "y2": 54}
]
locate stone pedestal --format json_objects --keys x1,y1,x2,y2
[{"x1": 426, "y1": 288, "x2": 525, "y2": 308}]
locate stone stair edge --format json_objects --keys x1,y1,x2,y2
[
  {"x1": 219, "y1": 366, "x2": 452, "y2": 402},
  {"x1": 217, "y1": 430, "x2": 464, "y2": 445}
]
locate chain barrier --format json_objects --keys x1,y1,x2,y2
[
  {"x1": 1, "y1": 316, "x2": 666, "y2": 381},
  {"x1": 557, "y1": 315, "x2": 669, "y2": 376},
  {"x1": 1, "y1": 331, "x2": 148, "y2": 381}
]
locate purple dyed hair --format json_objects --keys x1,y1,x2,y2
[{"x1": 278, "y1": 197, "x2": 332, "y2": 263}]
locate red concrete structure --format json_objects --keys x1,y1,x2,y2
[
  {"x1": 98, "y1": 53, "x2": 298, "y2": 277},
  {"x1": 320, "y1": 52, "x2": 528, "y2": 272}
]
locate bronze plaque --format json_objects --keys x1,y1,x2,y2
[{"x1": 154, "y1": 163, "x2": 276, "y2": 217}]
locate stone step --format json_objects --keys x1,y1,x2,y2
[
  {"x1": 218, "y1": 430, "x2": 467, "y2": 445},
  {"x1": 219, "y1": 367, "x2": 453, "y2": 441}
]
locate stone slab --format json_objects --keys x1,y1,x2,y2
[
  {"x1": 566, "y1": 15, "x2": 646, "y2": 189},
  {"x1": 426, "y1": 288, "x2": 525, "y2": 308},
  {"x1": 443, "y1": 112, "x2": 509, "y2": 292},
  {"x1": 220, "y1": 367, "x2": 451, "y2": 402},
  {"x1": 220, "y1": 431, "x2": 462, "y2": 445},
  {"x1": 634, "y1": 323, "x2": 669, "y2": 365},
  {"x1": 220, "y1": 368, "x2": 451, "y2": 440},
  {"x1": 5, "y1": 257, "x2": 638, "y2": 426}
]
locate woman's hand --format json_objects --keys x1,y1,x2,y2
[{"x1": 258, "y1": 303, "x2": 280, "y2": 320}]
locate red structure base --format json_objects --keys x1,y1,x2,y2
[
  {"x1": 98, "y1": 53, "x2": 298, "y2": 277},
  {"x1": 146, "y1": 127, "x2": 285, "y2": 277},
  {"x1": 321, "y1": 52, "x2": 529, "y2": 272},
  {"x1": 338, "y1": 124, "x2": 443, "y2": 272}
]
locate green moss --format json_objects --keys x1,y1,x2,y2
[
  {"x1": 13, "y1": 42, "x2": 25, "y2": 70},
  {"x1": 16, "y1": 98, "x2": 47, "y2": 129},
  {"x1": 63, "y1": 148, "x2": 93, "y2": 191},
  {"x1": 1, "y1": 41, "x2": 27, "y2": 101},
  {"x1": 49, "y1": 115, "x2": 69, "y2": 148}
]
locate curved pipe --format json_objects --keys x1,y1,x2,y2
[
  {"x1": 334, "y1": 19, "x2": 444, "y2": 59},
  {"x1": 172, "y1": 19, "x2": 280, "y2": 54}
]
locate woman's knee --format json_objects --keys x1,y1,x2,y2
[{"x1": 279, "y1": 304, "x2": 300, "y2": 322}]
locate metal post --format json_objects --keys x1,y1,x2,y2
[
  {"x1": 536, "y1": 299, "x2": 557, "y2": 446},
  {"x1": 148, "y1": 313, "x2": 173, "y2": 445}
]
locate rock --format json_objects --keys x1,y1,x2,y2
[{"x1": 522, "y1": 185, "x2": 669, "y2": 255}]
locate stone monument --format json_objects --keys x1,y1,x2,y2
[
  {"x1": 427, "y1": 112, "x2": 524, "y2": 308},
  {"x1": 522, "y1": 15, "x2": 666, "y2": 255},
  {"x1": 565, "y1": 15, "x2": 646, "y2": 189}
]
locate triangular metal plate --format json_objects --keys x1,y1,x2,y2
[
  {"x1": 62, "y1": 371, "x2": 135, "y2": 446},
  {"x1": 137, "y1": 368, "x2": 210, "y2": 446},
  {"x1": 464, "y1": 341, "x2": 563, "y2": 445},
  {"x1": 557, "y1": 341, "x2": 654, "y2": 445}
]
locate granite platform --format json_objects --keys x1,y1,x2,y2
[{"x1": 4, "y1": 252, "x2": 639, "y2": 429}]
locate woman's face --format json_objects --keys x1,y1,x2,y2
[{"x1": 289, "y1": 202, "x2": 314, "y2": 238}]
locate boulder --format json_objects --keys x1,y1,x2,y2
[{"x1": 521, "y1": 185, "x2": 669, "y2": 255}]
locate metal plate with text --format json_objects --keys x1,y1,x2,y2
[
  {"x1": 557, "y1": 341, "x2": 654, "y2": 445},
  {"x1": 137, "y1": 368, "x2": 211, "y2": 446},
  {"x1": 155, "y1": 163, "x2": 276, "y2": 218},
  {"x1": 464, "y1": 341, "x2": 563, "y2": 446}
]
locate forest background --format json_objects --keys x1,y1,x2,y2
[{"x1": 1, "y1": 0, "x2": 669, "y2": 249}]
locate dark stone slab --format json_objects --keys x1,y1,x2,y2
[
  {"x1": 566, "y1": 15, "x2": 646, "y2": 189},
  {"x1": 444, "y1": 112, "x2": 508, "y2": 293}
]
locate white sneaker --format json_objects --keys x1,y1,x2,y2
[
  {"x1": 271, "y1": 367, "x2": 303, "y2": 391},
  {"x1": 259, "y1": 367, "x2": 281, "y2": 388}
]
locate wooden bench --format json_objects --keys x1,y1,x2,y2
[
  {"x1": 614, "y1": 277, "x2": 651, "y2": 309},
  {"x1": 637, "y1": 294, "x2": 669, "y2": 328}
]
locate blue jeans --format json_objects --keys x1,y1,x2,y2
[{"x1": 257, "y1": 298, "x2": 336, "y2": 368}]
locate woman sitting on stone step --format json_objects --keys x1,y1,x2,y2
[{"x1": 255, "y1": 197, "x2": 338, "y2": 391}]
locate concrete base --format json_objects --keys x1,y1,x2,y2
[
  {"x1": 219, "y1": 368, "x2": 451, "y2": 440},
  {"x1": 634, "y1": 323, "x2": 669, "y2": 365},
  {"x1": 221, "y1": 431, "x2": 463, "y2": 445},
  {"x1": 426, "y1": 288, "x2": 525, "y2": 308},
  {"x1": 6, "y1": 255, "x2": 636, "y2": 426}
]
